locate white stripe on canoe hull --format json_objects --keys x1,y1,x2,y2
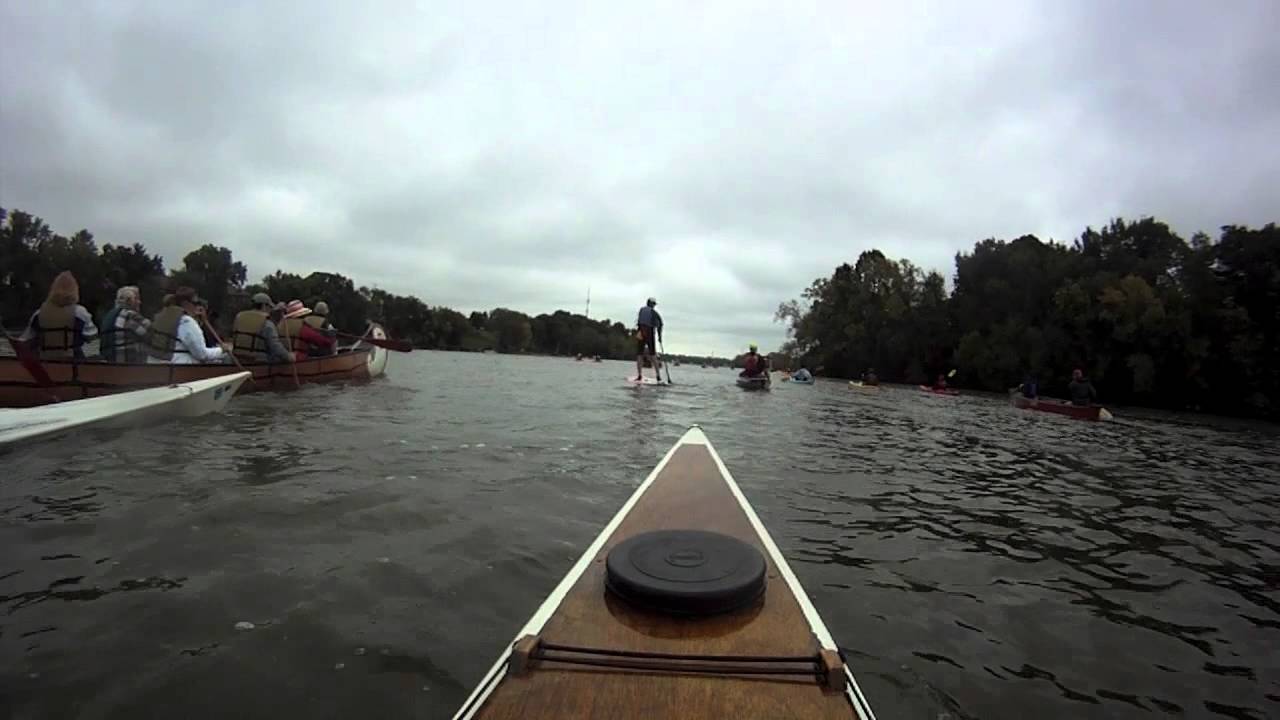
[
  {"x1": 454, "y1": 425, "x2": 876, "y2": 720},
  {"x1": 0, "y1": 372, "x2": 249, "y2": 448}
]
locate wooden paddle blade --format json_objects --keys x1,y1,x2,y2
[
  {"x1": 5, "y1": 334, "x2": 60, "y2": 397},
  {"x1": 366, "y1": 336, "x2": 413, "y2": 352}
]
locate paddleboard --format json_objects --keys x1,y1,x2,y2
[{"x1": 626, "y1": 377, "x2": 668, "y2": 387}]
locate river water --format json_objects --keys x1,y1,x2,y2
[{"x1": 2, "y1": 352, "x2": 1277, "y2": 719}]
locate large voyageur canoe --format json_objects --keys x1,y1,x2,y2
[{"x1": 0, "y1": 326, "x2": 389, "y2": 408}]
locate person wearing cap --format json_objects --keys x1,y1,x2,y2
[
  {"x1": 634, "y1": 297, "x2": 664, "y2": 382},
  {"x1": 19, "y1": 271, "x2": 99, "y2": 360},
  {"x1": 277, "y1": 300, "x2": 336, "y2": 360},
  {"x1": 303, "y1": 300, "x2": 339, "y2": 356},
  {"x1": 738, "y1": 343, "x2": 768, "y2": 378},
  {"x1": 98, "y1": 285, "x2": 151, "y2": 362},
  {"x1": 232, "y1": 292, "x2": 292, "y2": 363},
  {"x1": 144, "y1": 286, "x2": 229, "y2": 364}
]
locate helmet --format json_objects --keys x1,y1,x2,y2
[
  {"x1": 748, "y1": 343, "x2": 758, "y2": 351},
  {"x1": 646, "y1": 297, "x2": 657, "y2": 306}
]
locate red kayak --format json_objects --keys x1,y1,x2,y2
[
  {"x1": 919, "y1": 385, "x2": 959, "y2": 396},
  {"x1": 1010, "y1": 392, "x2": 1111, "y2": 421}
]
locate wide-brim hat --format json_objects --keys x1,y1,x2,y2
[{"x1": 284, "y1": 299, "x2": 311, "y2": 319}]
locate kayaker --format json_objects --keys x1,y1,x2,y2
[
  {"x1": 739, "y1": 344, "x2": 768, "y2": 378},
  {"x1": 1068, "y1": 368, "x2": 1097, "y2": 406},
  {"x1": 231, "y1": 293, "x2": 293, "y2": 363},
  {"x1": 303, "y1": 301, "x2": 339, "y2": 356},
  {"x1": 634, "y1": 297, "x2": 663, "y2": 382},
  {"x1": 792, "y1": 368, "x2": 813, "y2": 382},
  {"x1": 144, "y1": 286, "x2": 229, "y2": 364},
  {"x1": 862, "y1": 368, "x2": 880, "y2": 386},
  {"x1": 98, "y1": 285, "x2": 151, "y2": 362},
  {"x1": 1019, "y1": 374, "x2": 1039, "y2": 399},
  {"x1": 278, "y1": 300, "x2": 337, "y2": 360},
  {"x1": 19, "y1": 271, "x2": 98, "y2": 360},
  {"x1": 933, "y1": 373, "x2": 949, "y2": 390}
]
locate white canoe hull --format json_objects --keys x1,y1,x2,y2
[{"x1": 0, "y1": 371, "x2": 250, "y2": 449}]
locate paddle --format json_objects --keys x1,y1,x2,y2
[
  {"x1": 335, "y1": 329, "x2": 412, "y2": 353},
  {"x1": 278, "y1": 319, "x2": 302, "y2": 389},
  {"x1": 200, "y1": 316, "x2": 256, "y2": 386},
  {"x1": 4, "y1": 332, "x2": 61, "y2": 403},
  {"x1": 659, "y1": 338, "x2": 674, "y2": 385}
]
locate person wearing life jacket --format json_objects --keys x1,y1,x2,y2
[
  {"x1": 143, "y1": 286, "x2": 229, "y2": 364},
  {"x1": 303, "y1": 300, "x2": 339, "y2": 356},
  {"x1": 792, "y1": 367, "x2": 813, "y2": 382},
  {"x1": 19, "y1": 271, "x2": 98, "y2": 360},
  {"x1": 231, "y1": 292, "x2": 292, "y2": 363},
  {"x1": 739, "y1": 344, "x2": 768, "y2": 378},
  {"x1": 277, "y1": 300, "x2": 336, "y2": 360},
  {"x1": 99, "y1": 285, "x2": 151, "y2": 363}
]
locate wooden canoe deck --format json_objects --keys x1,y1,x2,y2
[{"x1": 471, "y1": 443, "x2": 858, "y2": 719}]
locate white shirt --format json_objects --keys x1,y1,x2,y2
[{"x1": 147, "y1": 314, "x2": 227, "y2": 365}]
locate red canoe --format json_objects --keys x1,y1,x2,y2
[
  {"x1": 1010, "y1": 392, "x2": 1111, "y2": 421},
  {"x1": 918, "y1": 385, "x2": 959, "y2": 396}
]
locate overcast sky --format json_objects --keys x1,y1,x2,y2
[{"x1": 2, "y1": 1, "x2": 1277, "y2": 356}]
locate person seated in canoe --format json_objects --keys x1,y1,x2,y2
[
  {"x1": 303, "y1": 301, "x2": 339, "y2": 356},
  {"x1": 1068, "y1": 368, "x2": 1097, "y2": 406},
  {"x1": 634, "y1": 297, "x2": 663, "y2": 382},
  {"x1": 278, "y1": 300, "x2": 337, "y2": 361},
  {"x1": 932, "y1": 373, "x2": 949, "y2": 390},
  {"x1": 739, "y1": 344, "x2": 768, "y2": 378},
  {"x1": 19, "y1": 271, "x2": 99, "y2": 360},
  {"x1": 98, "y1": 285, "x2": 151, "y2": 363},
  {"x1": 231, "y1": 293, "x2": 294, "y2": 364},
  {"x1": 862, "y1": 367, "x2": 879, "y2": 386},
  {"x1": 792, "y1": 367, "x2": 813, "y2": 382},
  {"x1": 1018, "y1": 374, "x2": 1039, "y2": 399},
  {"x1": 144, "y1": 286, "x2": 230, "y2": 365}
]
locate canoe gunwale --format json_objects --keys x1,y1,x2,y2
[{"x1": 454, "y1": 426, "x2": 876, "y2": 720}]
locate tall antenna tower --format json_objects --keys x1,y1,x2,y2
[{"x1": 585, "y1": 285, "x2": 591, "y2": 318}]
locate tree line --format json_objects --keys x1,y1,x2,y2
[
  {"x1": 0, "y1": 207, "x2": 646, "y2": 360},
  {"x1": 776, "y1": 217, "x2": 1280, "y2": 417}
]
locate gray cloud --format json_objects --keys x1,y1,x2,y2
[{"x1": 2, "y1": 0, "x2": 1277, "y2": 356}]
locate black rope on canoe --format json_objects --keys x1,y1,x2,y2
[
  {"x1": 538, "y1": 642, "x2": 817, "y2": 665},
  {"x1": 533, "y1": 654, "x2": 821, "y2": 677}
]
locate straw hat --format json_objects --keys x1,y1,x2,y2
[{"x1": 283, "y1": 300, "x2": 311, "y2": 319}]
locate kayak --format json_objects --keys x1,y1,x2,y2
[
  {"x1": 918, "y1": 385, "x2": 959, "y2": 396},
  {"x1": 0, "y1": 372, "x2": 250, "y2": 450},
  {"x1": 791, "y1": 378, "x2": 815, "y2": 385},
  {"x1": 1010, "y1": 391, "x2": 1113, "y2": 421},
  {"x1": 848, "y1": 381, "x2": 879, "y2": 391},
  {"x1": 736, "y1": 375, "x2": 771, "y2": 391},
  {"x1": 453, "y1": 426, "x2": 875, "y2": 720}
]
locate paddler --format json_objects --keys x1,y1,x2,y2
[
  {"x1": 1068, "y1": 368, "x2": 1097, "y2": 406},
  {"x1": 738, "y1": 344, "x2": 768, "y2": 378},
  {"x1": 19, "y1": 271, "x2": 98, "y2": 359},
  {"x1": 303, "y1": 301, "x2": 338, "y2": 356},
  {"x1": 231, "y1": 293, "x2": 293, "y2": 363},
  {"x1": 862, "y1": 367, "x2": 879, "y2": 386},
  {"x1": 98, "y1": 285, "x2": 151, "y2": 362},
  {"x1": 932, "y1": 373, "x2": 949, "y2": 390},
  {"x1": 278, "y1": 300, "x2": 336, "y2": 360},
  {"x1": 144, "y1": 286, "x2": 230, "y2": 364},
  {"x1": 633, "y1": 297, "x2": 663, "y2": 382},
  {"x1": 792, "y1": 367, "x2": 813, "y2": 382}
]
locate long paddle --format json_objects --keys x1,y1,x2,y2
[
  {"x1": 200, "y1": 317, "x2": 256, "y2": 386},
  {"x1": 659, "y1": 338, "x2": 674, "y2": 385},
  {"x1": 4, "y1": 332, "x2": 61, "y2": 403},
  {"x1": 278, "y1": 319, "x2": 302, "y2": 389},
  {"x1": 335, "y1": 329, "x2": 412, "y2": 353}
]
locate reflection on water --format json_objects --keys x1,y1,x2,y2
[{"x1": 1, "y1": 353, "x2": 1278, "y2": 719}]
